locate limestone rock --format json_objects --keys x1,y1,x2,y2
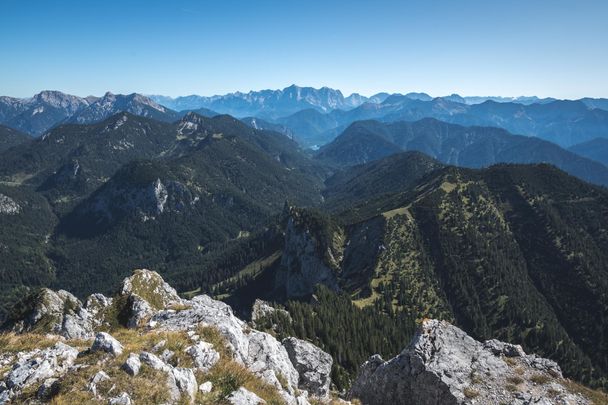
[
  {"x1": 151, "y1": 294, "x2": 302, "y2": 404},
  {"x1": 139, "y1": 351, "x2": 171, "y2": 372},
  {"x1": 275, "y1": 214, "x2": 340, "y2": 297},
  {"x1": 185, "y1": 341, "x2": 220, "y2": 372},
  {"x1": 36, "y1": 377, "x2": 60, "y2": 400},
  {"x1": 91, "y1": 332, "x2": 123, "y2": 356},
  {"x1": 109, "y1": 392, "x2": 132, "y2": 405},
  {"x1": 4, "y1": 342, "x2": 78, "y2": 397},
  {"x1": 120, "y1": 269, "x2": 182, "y2": 310},
  {"x1": 171, "y1": 367, "x2": 198, "y2": 403},
  {"x1": 282, "y1": 337, "x2": 332, "y2": 398},
  {"x1": 251, "y1": 299, "x2": 292, "y2": 330},
  {"x1": 5, "y1": 288, "x2": 93, "y2": 339},
  {"x1": 199, "y1": 381, "x2": 213, "y2": 393},
  {"x1": 88, "y1": 370, "x2": 110, "y2": 397},
  {"x1": 122, "y1": 353, "x2": 141, "y2": 376},
  {"x1": 228, "y1": 387, "x2": 266, "y2": 404},
  {"x1": 348, "y1": 319, "x2": 591, "y2": 405},
  {"x1": 0, "y1": 193, "x2": 20, "y2": 215},
  {"x1": 84, "y1": 293, "x2": 113, "y2": 329}
]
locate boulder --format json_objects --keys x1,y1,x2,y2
[
  {"x1": 91, "y1": 332, "x2": 123, "y2": 356},
  {"x1": 199, "y1": 381, "x2": 213, "y2": 393},
  {"x1": 185, "y1": 341, "x2": 220, "y2": 372},
  {"x1": 171, "y1": 367, "x2": 198, "y2": 403},
  {"x1": 151, "y1": 294, "x2": 303, "y2": 404},
  {"x1": 122, "y1": 353, "x2": 141, "y2": 376},
  {"x1": 282, "y1": 337, "x2": 332, "y2": 398},
  {"x1": 228, "y1": 387, "x2": 266, "y2": 404},
  {"x1": 348, "y1": 319, "x2": 590, "y2": 405},
  {"x1": 87, "y1": 370, "x2": 110, "y2": 397},
  {"x1": 139, "y1": 351, "x2": 171, "y2": 372},
  {"x1": 4, "y1": 343, "x2": 78, "y2": 395}
]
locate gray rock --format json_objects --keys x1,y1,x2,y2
[
  {"x1": 160, "y1": 348, "x2": 175, "y2": 363},
  {"x1": 125, "y1": 294, "x2": 154, "y2": 329},
  {"x1": 348, "y1": 319, "x2": 590, "y2": 405},
  {"x1": 91, "y1": 332, "x2": 123, "y2": 356},
  {"x1": 122, "y1": 353, "x2": 141, "y2": 376},
  {"x1": 185, "y1": 341, "x2": 220, "y2": 372},
  {"x1": 283, "y1": 337, "x2": 332, "y2": 398},
  {"x1": 139, "y1": 351, "x2": 171, "y2": 372},
  {"x1": 36, "y1": 378, "x2": 59, "y2": 400},
  {"x1": 6, "y1": 289, "x2": 94, "y2": 339},
  {"x1": 274, "y1": 215, "x2": 340, "y2": 297},
  {"x1": 109, "y1": 392, "x2": 132, "y2": 405},
  {"x1": 228, "y1": 387, "x2": 266, "y2": 404},
  {"x1": 88, "y1": 370, "x2": 110, "y2": 397},
  {"x1": 171, "y1": 367, "x2": 198, "y2": 403},
  {"x1": 151, "y1": 339, "x2": 167, "y2": 352},
  {"x1": 0, "y1": 194, "x2": 20, "y2": 215},
  {"x1": 251, "y1": 299, "x2": 292, "y2": 330},
  {"x1": 199, "y1": 381, "x2": 213, "y2": 393},
  {"x1": 120, "y1": 269, "x2": 182, "y2": 309},
  {"x1": 84, "y1": 293, "x2": 113, "y2": 329},
  {"x1": 6, "y1": 342, "x2": 78, "y2": 392}
]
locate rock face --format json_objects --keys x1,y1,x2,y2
[
  {"x1": 282, "y1": 337, "x2": 333, "y2": 398},
  {"x1": 275, "y1": 211, "x2": 341, "y2": 297},
  {"x1": 348, "y1": 319, "x2": 590, "y2": 405},
  {"x1": 6, "y1": 288, "x2": 94, "y2": 339}
]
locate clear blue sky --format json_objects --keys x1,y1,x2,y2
[{"x1": 1, "y1": 0, "x2": 607, "y2": 99}]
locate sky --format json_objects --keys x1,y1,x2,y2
[{"x1": 1, "y1": 0, "x2": 607, "y2": 99}]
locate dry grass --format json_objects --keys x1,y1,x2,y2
[
  {"x1": 463, "y1": 386, "x2": 480, "y2": 398},
  {"x1": 3, "y1": 325, "x2": 287, "y2": 405},
  {"x1": 562, "y1": 379, "x2": 608, "y2": 405},
  {"x1": 0, "y1": 332, "x2": 91, "y2": 353},
  {"x1": 530, "y1": 373, "x2": 551, "y2": 385},
  {"x1": 506, "y1": 375, "x2": 524, "y2": 385}
]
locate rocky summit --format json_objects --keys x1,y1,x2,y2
[
  {"x1": 349, "y1": 319, "x2": 592, "y2": 405},
  {"x1": 0, "y1": 269, "x2": 334, "y2": 404},
  {"x1": 0, "y1": 271, "x2": 601, "y2": 404}
]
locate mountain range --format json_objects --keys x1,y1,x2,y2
[
  {"x1": 315, "y1": 118, "x2": 608, "y2": 187},
  {"x1": 1, "y1": 87, "x2": 608, "y2": 395},
  {"x1": 4, "y1": 87, "x2": 608, "y2": 152},
  {"x1": 0, "y1": 91, "x2": 179, "y2": 136}
]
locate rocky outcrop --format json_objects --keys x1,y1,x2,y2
[
  {"x1": 275, "y1": 209, "x2": 342, "y2": 297},
  {"x1": 0, "y1": 269, "x2": 332, "y2": 405},
  {"x1": 6, "y1": 288, "x2": 94, "y2": 339},
  {"x1": 91, "y1": 332, "x2": 123, "y2": 356},
  {"x1": 0, "y1": 194, "x2": 20, "y2": 215},
  {"x1": 1, "y1": 342, "x2": 79, "y2": 402},
  {"x1": 348, "y1": 319, "x2": 590, "y2": 405},
  {"x1": 283, "y1": 337, "x2": 333, "y2": 398},
  {"x1": 151, "y1": 294, "x2": 307, "y2": 404},
  {"x1": 251, "y1": 299, "x2": 292, "y2": 328}
]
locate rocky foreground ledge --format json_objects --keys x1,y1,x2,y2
[{"x1": 0, "y1": 269, "x2": 602, "y2": 404}]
